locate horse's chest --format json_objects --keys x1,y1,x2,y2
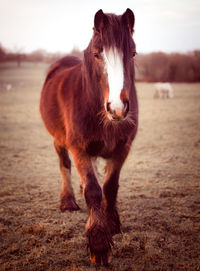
[
  {"x1": 85, "y1": 140, "x2": 116, "y2": 158},
  {"x1": 85, "y1": 138, "x2": 126, "y2": 158}
]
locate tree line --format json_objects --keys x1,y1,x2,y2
[
  {"x1": 135, "y1": 51, "x2": 200, "y2": 82},
  {"x1": 0, "y1": 43, "x2": 200, "y2": 82}
]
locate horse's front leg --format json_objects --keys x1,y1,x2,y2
[
  {"x1": 103, "y1": 147, "x2": 129, "y2": 236},
  {"x1": 103, "y1": 159, "x2": 122, "y2": 236},
  {"x1": 71, "y1": 149, "x2": 112, "y2": 265}
]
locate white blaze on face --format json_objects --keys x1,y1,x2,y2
[{"x1": 103, "y1": 47, "x2": 124, "y2": 111}]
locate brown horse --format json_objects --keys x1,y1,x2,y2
[{"x1": 40, "y1": 8, "x2": 138, "y2": 265}]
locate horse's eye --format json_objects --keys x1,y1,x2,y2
[
  {"x1": 132, "y1": 51, "x2": 137, "y2": 58},
  {"x1": 94, "y1": 53, "x2": 102, "y2": 60}
]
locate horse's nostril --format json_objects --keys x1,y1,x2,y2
[
  {"x1": 106, "y1": 102, "x2": 111, "y2": 113},
  {"x1": 106, "y1": 101, "x2": 129, "y2": 120},
  {"x1": 123, "y1": 100, "x2": 129, "y2": 116}
]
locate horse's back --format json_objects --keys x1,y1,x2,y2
[{"x1": 44, "y1": 56, "x2": 82, "y2": 85}]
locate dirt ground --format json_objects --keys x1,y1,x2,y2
[{"x1": 0, "y1": 62, "x2": 200, "y2": 271}]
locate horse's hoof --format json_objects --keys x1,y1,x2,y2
[
  {"x1": 89, "y1": 250, "x2": 111, "y2": 266},
  {"x1": 86, "y1": 221, "x2": 113, "y2": 265},
  {"x1": 60, "y1": 197, "x2": 80, "y2": 212},
  {"x1": 106, "y1": 210, "x2": 121, "y2": 236}
]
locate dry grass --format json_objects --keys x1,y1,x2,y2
[{"x1": 0, "y1": 62, "x2": 200, "y2": 270}]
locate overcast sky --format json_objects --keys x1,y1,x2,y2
[{"x1": 0, "y1": 0, "x2": 200, "y2": 54}]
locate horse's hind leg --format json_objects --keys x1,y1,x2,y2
[{"x1": 54, "y1": 142, "x2": 80, "y2": 212}]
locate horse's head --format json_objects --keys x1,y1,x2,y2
[{"x1": 91, "y1": 9, "x2": 136, "y2": 121}]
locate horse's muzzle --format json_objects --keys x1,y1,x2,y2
[{"x1": 106, "y1": 100, "x2": 129, "y2": 121}]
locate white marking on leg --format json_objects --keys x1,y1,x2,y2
[{"x1": 103, "y1": 48, "x2": 124, "y2": 111}]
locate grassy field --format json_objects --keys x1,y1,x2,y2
[{"x1": 0, "y1": 62, "x2": 200, "y2": 271}]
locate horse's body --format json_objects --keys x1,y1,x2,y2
[{"x1": 40, "y1": 9, "x2": 138, "y2": 265}]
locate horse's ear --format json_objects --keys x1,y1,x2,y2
[
  {"x1": 94, "y1": 9, "x2": 108, "y2": 33},
  {"x1": 122, "y1": 8, "x2": 135, "y2": 33}
]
